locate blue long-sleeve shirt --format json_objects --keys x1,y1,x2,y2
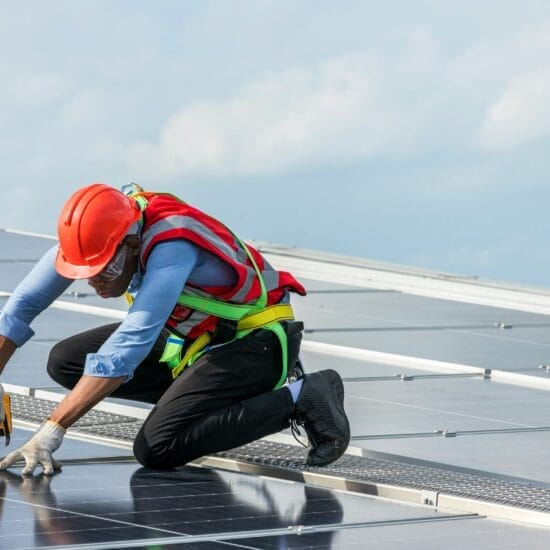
[{"x1": 0, "y1": 239, "x2": 237, "y2": 380}]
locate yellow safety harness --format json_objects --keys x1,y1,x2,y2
[
  {"x1": 163, "y1": 301, "x2": 295, "y2": 386},
  {"x1": 123, "y1": 206, "x2": 295, "y2": 389}
]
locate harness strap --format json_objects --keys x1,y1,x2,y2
[
  {"x1": 176, "y1": 293, "x2": 257, "y2": 320},
  {"x1": 169, "y1": 303, "x2": 295, "y2": 380},
  {"x1": 121, "y1": 190, "x2": 294, "y2": 388},
  {"x1": 237, "y1": 304, "x2": 294, "y2": 331}
]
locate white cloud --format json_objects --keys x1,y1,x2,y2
[
  {"x1": 3, "y1": 1, "x2": 550, "y2": 287},
  {"x1": 126, "y1": 54, "x2": 377, "y2": 178},
  {"x1": 125, "y1": 21, "x2": 550, "y2": 182},
  {"x1": 479, "y1": 67, "x2": 550, "y2": 150},
  {"x1": 125, "y1": 36, "x2": 450, "y2": 180},
  {"x1": 1, "y1": 73, "x2": 70, "y2": 107},
  {"x1": 59, "y1": 90, "x2": 108, "y2": 129}
]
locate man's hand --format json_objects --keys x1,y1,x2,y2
[{"x1": 0, "y1": 421, "x2": 65, "y2": 475}]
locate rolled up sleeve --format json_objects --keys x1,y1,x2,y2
[
  {"x1": 0, "y1": 311, "x2": 35, "y2": 346},
  {"x1": 84, "y1": 352, "x2": 132, "y2": 378},
  {"x1": 0, "y1": 245, "x2": 72, "y2": 346},
  {"x1": 84, "y1": 240, "x2": 199, "y2": 381}
]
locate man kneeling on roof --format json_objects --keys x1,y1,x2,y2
[{"x1": 0, "y1": 183, "x2": 350, "y2": 475}]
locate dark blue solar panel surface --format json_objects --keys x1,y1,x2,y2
[
  {"x1": 3, "y1": 231, "x2": 550, "y2": 548},
  {"x1": 1, "y1": 445, "x2": 548, "y2": 549}
]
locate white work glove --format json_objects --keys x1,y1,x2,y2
[{"x1": 0, "y1": 420, "x2": 65, "y2": 475}]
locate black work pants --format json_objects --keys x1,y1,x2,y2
[{"x1": 47, "y1": 322, "x2": 301, "y2": 469}]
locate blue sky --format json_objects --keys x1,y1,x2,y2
[{"x1": 2, "y1": 1, "x2": 550, "y2": 285}]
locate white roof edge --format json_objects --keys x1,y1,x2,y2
[
  {"x1": 4, "y1": 227, "x2": 544, "y2": 295},
  {"x1": 252, "y1": 244, "x2": 550, "y2": 315},
  {"x1": 2, "y1": 227, "x2": 57, "y2": 240},
  {"x1": 3, "y1": 227, "x2": 550, "y2": 314},
  {"x1": 251, "y1": 240, "x2": 550, "y2": 297}
]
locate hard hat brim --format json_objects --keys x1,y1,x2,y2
[{"x1": 54, "y1": 249, "x2": 110, "y2": 280}]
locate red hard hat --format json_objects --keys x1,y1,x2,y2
[{"x1": 55, "y1": 183, "x2": 141, "y2": 279}]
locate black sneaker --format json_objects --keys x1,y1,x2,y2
[{"x1": 293, "y1": 369, "x2": 350, "y2": 466}]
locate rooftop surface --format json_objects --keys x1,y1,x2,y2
[{"x1": 1, "y1": 228, "x2": 550, "y2": 549}]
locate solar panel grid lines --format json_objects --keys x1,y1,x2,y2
[
  {"x1": 8, "y1": 392, "x2": 550, "y2": 526},
  {"x1": 2, "y1": 451, "x2": 466, "y2": 550},
  {"x1": 4, "y1": 230, "x2": 550, "y2": 548}
]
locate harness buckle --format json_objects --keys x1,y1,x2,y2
[{"x1": 210, "y1": 318, "x2": 238, "y2": 346}]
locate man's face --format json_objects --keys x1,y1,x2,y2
[{"x1": 87, "y1": 235, "x2": 139, "y2": 298}]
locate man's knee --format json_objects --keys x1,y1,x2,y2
[
  {"x1": 133, "y1": 430, "x2": 182, "y2": 470},
  {"x1": 47, "y1": 341, "x2": 71, "y2": 387}
]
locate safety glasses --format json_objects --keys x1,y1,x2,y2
[{"x1": 91, "y1": 241, "x2": 130, "y2": 282}]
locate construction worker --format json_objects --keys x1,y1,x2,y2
[{"x1": 0, "y1": 183, "x2": 350, "y2": 475}]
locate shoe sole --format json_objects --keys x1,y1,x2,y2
[{"x1": 307, "y1": 369, "x2": 350, "y2": 466}]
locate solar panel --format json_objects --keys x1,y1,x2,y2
[{"x1": 2, "y1": 230, "x2": 550, "y2": 548}]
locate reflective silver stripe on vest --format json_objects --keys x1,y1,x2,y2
[
  {"x1": 261, "y1": 267, "x2": 280, "y2": 292},
  {"x1": 142, "y1": 215, "x2": 239, "y2": 263},
  {"x1": 229, "y1": 265, "x2": 255, "y2": 302},
  {"x1": 230, "y1": 263, "x2": 280, "y2": 303},
  {"x1": 172, "y1": 309, "x2": 211, "y2": 337},
  {"x1": 229, "y1": 247, "x2": 280, "y2": 302},
  {"x1": 235, "y1": 245, "x2": 248, "y2": 264},
  {"x1": 141, "y1": 213, "x2": 282, "y2": 336}
]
